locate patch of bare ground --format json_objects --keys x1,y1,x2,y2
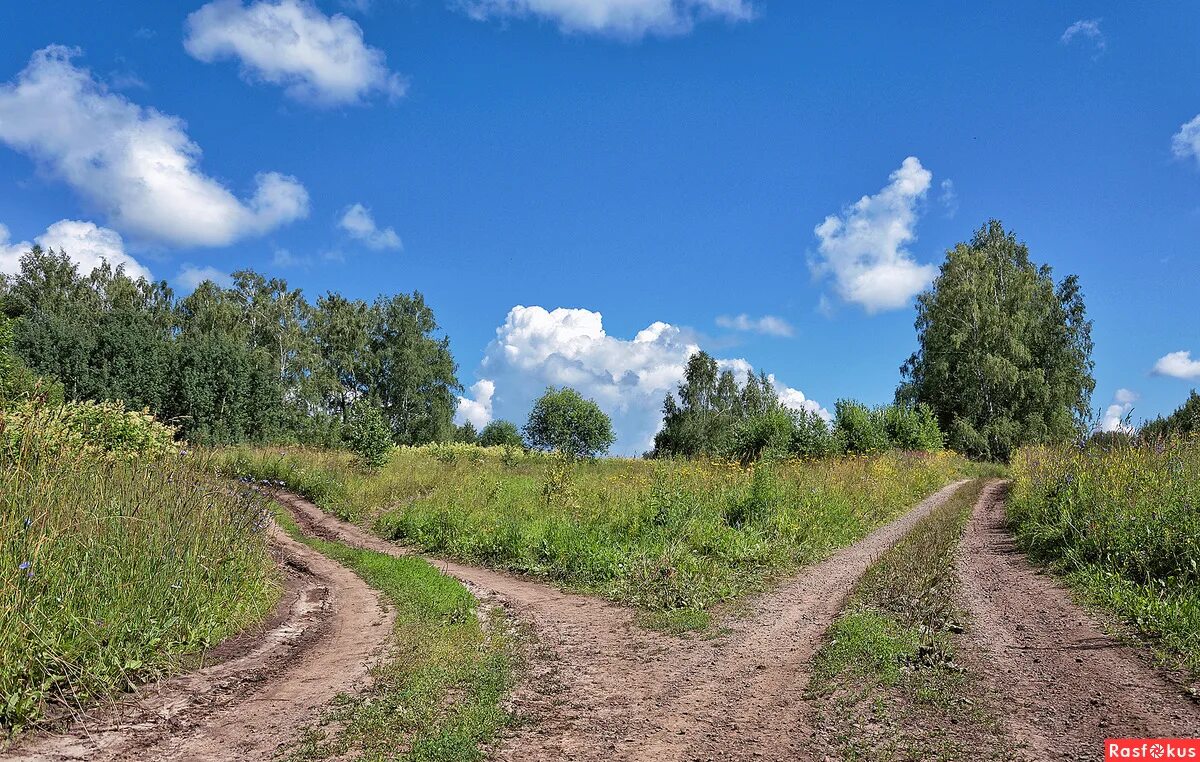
[
  {"x1": 957, "y1": 481, "x2": 1200, "y2": 761},
  {"x1": 273, "y1": 480, "x2": 969, "y2": 761},
  {"x1": 3, "y1": 522, "x2": 393, "y2": 762}
]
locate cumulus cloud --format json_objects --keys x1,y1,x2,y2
[
  {"x1": 175, "y1": 264, "x2": 234, "y2": 292},
  {"x1": 1060, "y1": 19, "x2": 1105, "y2": 53},
  {"x1": 1171, "y1": 115, "x2": 1200, "y2": 166},
  {"x1": 456, "y1": 305, "x2": 825, "y2": 454},
  {"x1": 811, "y1": 156, "x2": 937, "y2": 313},
  {"x1": 715, "y1": 313, "x2": 794, "y2": 337},
  {"x1": 1, "y1": 219, "x2": 152, "y2": 281},
  {"x1": 1153, "y1": 350, "x2": 1200, "y2": 380},
  {"x1": 0, "y1": 46, "x2": 309, "y2": 248},
  {"x1": 457, "y1": 0, "x2": 754, "y2": 39},
  {"x1": 185, "y1": 0, "x2": 406, "y2": 106},
  {"x1": 339, "y1": 203, "x2": 402, "y2": 250},
  {"x1": 1099, "y1": 388, "x2": 1138, "y2": 433},
  {"x1": 456, "y1": 379, "x2": 496, "y2": 429}
]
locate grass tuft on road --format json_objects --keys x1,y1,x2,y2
[
  {"x1": 808, "y1": 479, "x2": 1017, "y2": 761},
  {"x1": 272, "y1": 507, "x2": 515, "y2": 762}
]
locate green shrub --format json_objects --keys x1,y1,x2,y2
[
  {"x1": 833, "y1": 400, "x2": 889, "y2": 454},
  {"x1": 343, "y1": 401, "x2": 393, "y2": 468},
  {"x1": 479, "y1": 420, "x2": 524, "y2": 448},
  {"x1": 1, "y1": 398, "x2": 177, "y2": 462}
]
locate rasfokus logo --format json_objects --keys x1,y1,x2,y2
[{"x1": 1107, "y1": 739, "x2": 1200, "y2": 760}]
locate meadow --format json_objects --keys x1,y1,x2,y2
[
  {"x1": 1008, "y1": 436, "x2": 1200, "y2": 674},
  {"x1": 217, "y1": 444, "x2": 980, "y2": 629},
  {"x1": 0, "y1": 412, "x2": 279, "y2": 733}
]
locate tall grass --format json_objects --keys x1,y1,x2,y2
[
  {"x1": 1, "y1": 427, "x2": 279, "y2": 733},
  {"x1": 1009, "y1": 436, "x2": 1200, "y2": 674},
  {"x1": 217, "y1": 444, "x2": 974, "y2": 626}
]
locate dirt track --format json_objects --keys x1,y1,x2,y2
[
  {"x1": 6, "y1": 522, "x2": 393, "y2": 762},
  {"x1": 275, "y1": 480, "x2": 969, "y2": 761},
  {"x1": 957, "y1": 481, "x2": 1200, "y2": 760}
]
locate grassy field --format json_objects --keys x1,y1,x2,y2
[
  {"x1": 217, "y1": 444, "x2": 980, "y2": 629},
  {"x1": 0, "y1": 432, "x2": 279, "y2": 734},
  {"x1": 272, "y1": 507, "x2": 514, "y2": 762},
  {"x1": 1008, "y1": 436, "x2": 1200, "y2": 675},
  {"x1": 808, "y1": 479, "x2": 1016, "y2": 761}
]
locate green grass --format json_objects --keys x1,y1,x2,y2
[
  {"x1": 272, "y1": 507, "x2": 515, "y2": 762},
  {"x1": 0, "y1": 435, "x2": 279, "y2": 735},
  {"x1": 808, "y1": 479, "x2": 1017, "y2": 761},
  {"x1": 215, "y1": 444, "x2": 975, "y2": 629},
  {"x1": 1009, "y1": 436, "x2": 1200, "y2": 676}
]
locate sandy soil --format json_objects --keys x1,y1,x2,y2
[
  {"x1": 274, "y1": 480, "x2": 969, "y2": 761},
  {"x1": 956, "y1": 481, "x2": 1200, "y2": 761},
  {"x1": 5, "y1": 522, "x2": 393, "y2": 762}
]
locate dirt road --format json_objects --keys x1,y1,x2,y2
[
  {"x1": 275, "y1": 480, "x2": 969, "y2": 761},
  {"x1": 7, "y1": 523, "x2": 394, "y2": 762},
  {"x1": 957, "y1": 481, "x2": 1200, "y2": 760}
]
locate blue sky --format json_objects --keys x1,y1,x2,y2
[{"x1": 1, "y1": 1, "x2": 1198, "y2": 452}]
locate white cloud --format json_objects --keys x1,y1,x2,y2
[
  {"x1": 1153, "y1": 350, "x2": 1200, "y2": 380},
  {"x1": 939, "y1": 178, "x2": 958, "y2": 218},
  {"x1": 715, "y1": 313, "x2": 794, "y2": 337},
  {"x1": 1099, "y1": 388, "x2": 1138, "y2": 433},
  {"x1": 1060, "y1": 19, "x2": 1105, "y2": 52},
  {"x1": 1171, "y1": 115, "x2": 1200, "y2": 166},
  {"x1": 457, "y1": 305, "x2": 825, "y2": 454},
  {"x1": 455, "y1": 379, "x2": 496, "y2": 429},
  {"x1": 176, "y1": 264, "x2": 234, "y2": 292},
  {"x1": 339, "y1": 203, "x2": 402, "y2": 250},
  {"x1": 1, "y1": 219, "x2": 152, "y2": 281},
  {"x1": 0, "y1": 46, "x2": 309, "y2": 248},
  {"x1": 811, "y1": 156, "x2": 937, "y2": 313},
  {"x1": 457, "y1": 0, "x2": 754, "y2": 39},
  {"x1": 185, "y1": 0, "x2": 406, "y2": 106}
]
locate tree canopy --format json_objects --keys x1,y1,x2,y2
[
  {"x1": 1141, "y1": 390, "x2": 1200, "y2": 439},
  {"x1": 897, "y1": 220, "x2": 1095, "y2": 460},
  {"x1": 524, "y1": 387, "x2": 614, "y2": 458},
  {"x1": 0, "y1": 246, "x2": 460, "y2": 447}
]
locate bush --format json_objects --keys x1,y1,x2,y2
[
  {"x1": 833, "y1": 400, "x2": 889, "y2": 454},
  {"x1": 1, "y1": 398, "x2": 177, "y2": 462},
  {"x1": 479, "y1": 419, "x2": 524, "y2": 448},
  {"x1": 524, "y1": 387, "x2": 614, "y2": 459},
  {"x1": 343, "y1": 401, "x2": 393, "y2": 468},
  {"x1": 882, "y1": 403, "x2": 944, "y2": 451}
]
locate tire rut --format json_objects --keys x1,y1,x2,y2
[
  {"x1": 956, "y1": 481, "x2": 1200, "y2": 761},
  {"x1": 273, "y1": 480, "x2": 969, "y2": 761},
  {"x1": 5, "y1": 522, "x2": 393, "y2": 762}
]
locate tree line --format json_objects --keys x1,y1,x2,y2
[{"x1": 0, "y1": 247, "x2": 459, "y2": 446}]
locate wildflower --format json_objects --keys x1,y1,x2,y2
[
  {"x1": 18, "y1": 561, "x2": 30, "y2": 570},
  {"x1": 23, "y1": 518, "x2": 32, "y2": 529}
]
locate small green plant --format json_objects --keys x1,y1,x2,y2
[{"x1": 343, "y1": 401, "x2": 393, "y2": 469}]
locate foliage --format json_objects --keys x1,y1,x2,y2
[
  {"x1": 271, "y1": 509, "x2": 513, "y2": 762},
  {"x1": 1141, "y1": 390, "x2": 1200, "y2": 439},
  {"x1": 218, "y1": 446, "x2": 972, "y2": 627},
  {"x1": 2, "y1": 398, "x2": 178, "y2": 462},
  {"x1": 0, "y1": 434, "x2": 278, "y2": 732},
  {"x1": 343, "y1": 401, "x2": 394, "y2": 469},
  {"x1": 831, "y1": 400, "x2": 944, "y2": 456},
  {"x1": 523, "y1": 386, "x2": 614, "y2": 459},
  {"x1": 478, "y1": 420, "x2": 523, "y2": 448},
  {"x1": 832, "y1": 400, "x2": 889, "y2": 455},
  {"x1": 1009, "y1": 437, "x2": 1200, "y2": 674},
  {"x1": 0, "y1": 248, "x2": 459, "y2": 447},
  {"x1": 898, "y1": 220, "x2": 1095, "y2": 461},
  {"x1": 454, "y1": 421, "x2": 479, "y2": 444}
]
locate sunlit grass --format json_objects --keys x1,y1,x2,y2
[
  {"x1": 1009, "y1": 436, "x2": 1200, "y2": 674},
  {"x1": 1, "y1": 433, "x2": 279, "y2": 734},
  {"x1": 216, "y1": 444, "x2": 976, "y2": 626}
]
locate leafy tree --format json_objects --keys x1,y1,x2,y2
[
  {"x1": 524, "y1": 386, "x2": 614, "y2": 458},
  {"x1": 898, "y1": 220, "x2": 1095, "y2": 460},
  {"x1": 344, "y1": 400, "x2": 393, "y2": 468},
  {"x1": 1141, "y1": 390, "x2": 1200, "y2": 439},
  {"x1": 454, "y1": 421, "x2": 479, "y2": 444},
  {"x1": 479, "y1": 419, "x2": 524, "y2": 448}
]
